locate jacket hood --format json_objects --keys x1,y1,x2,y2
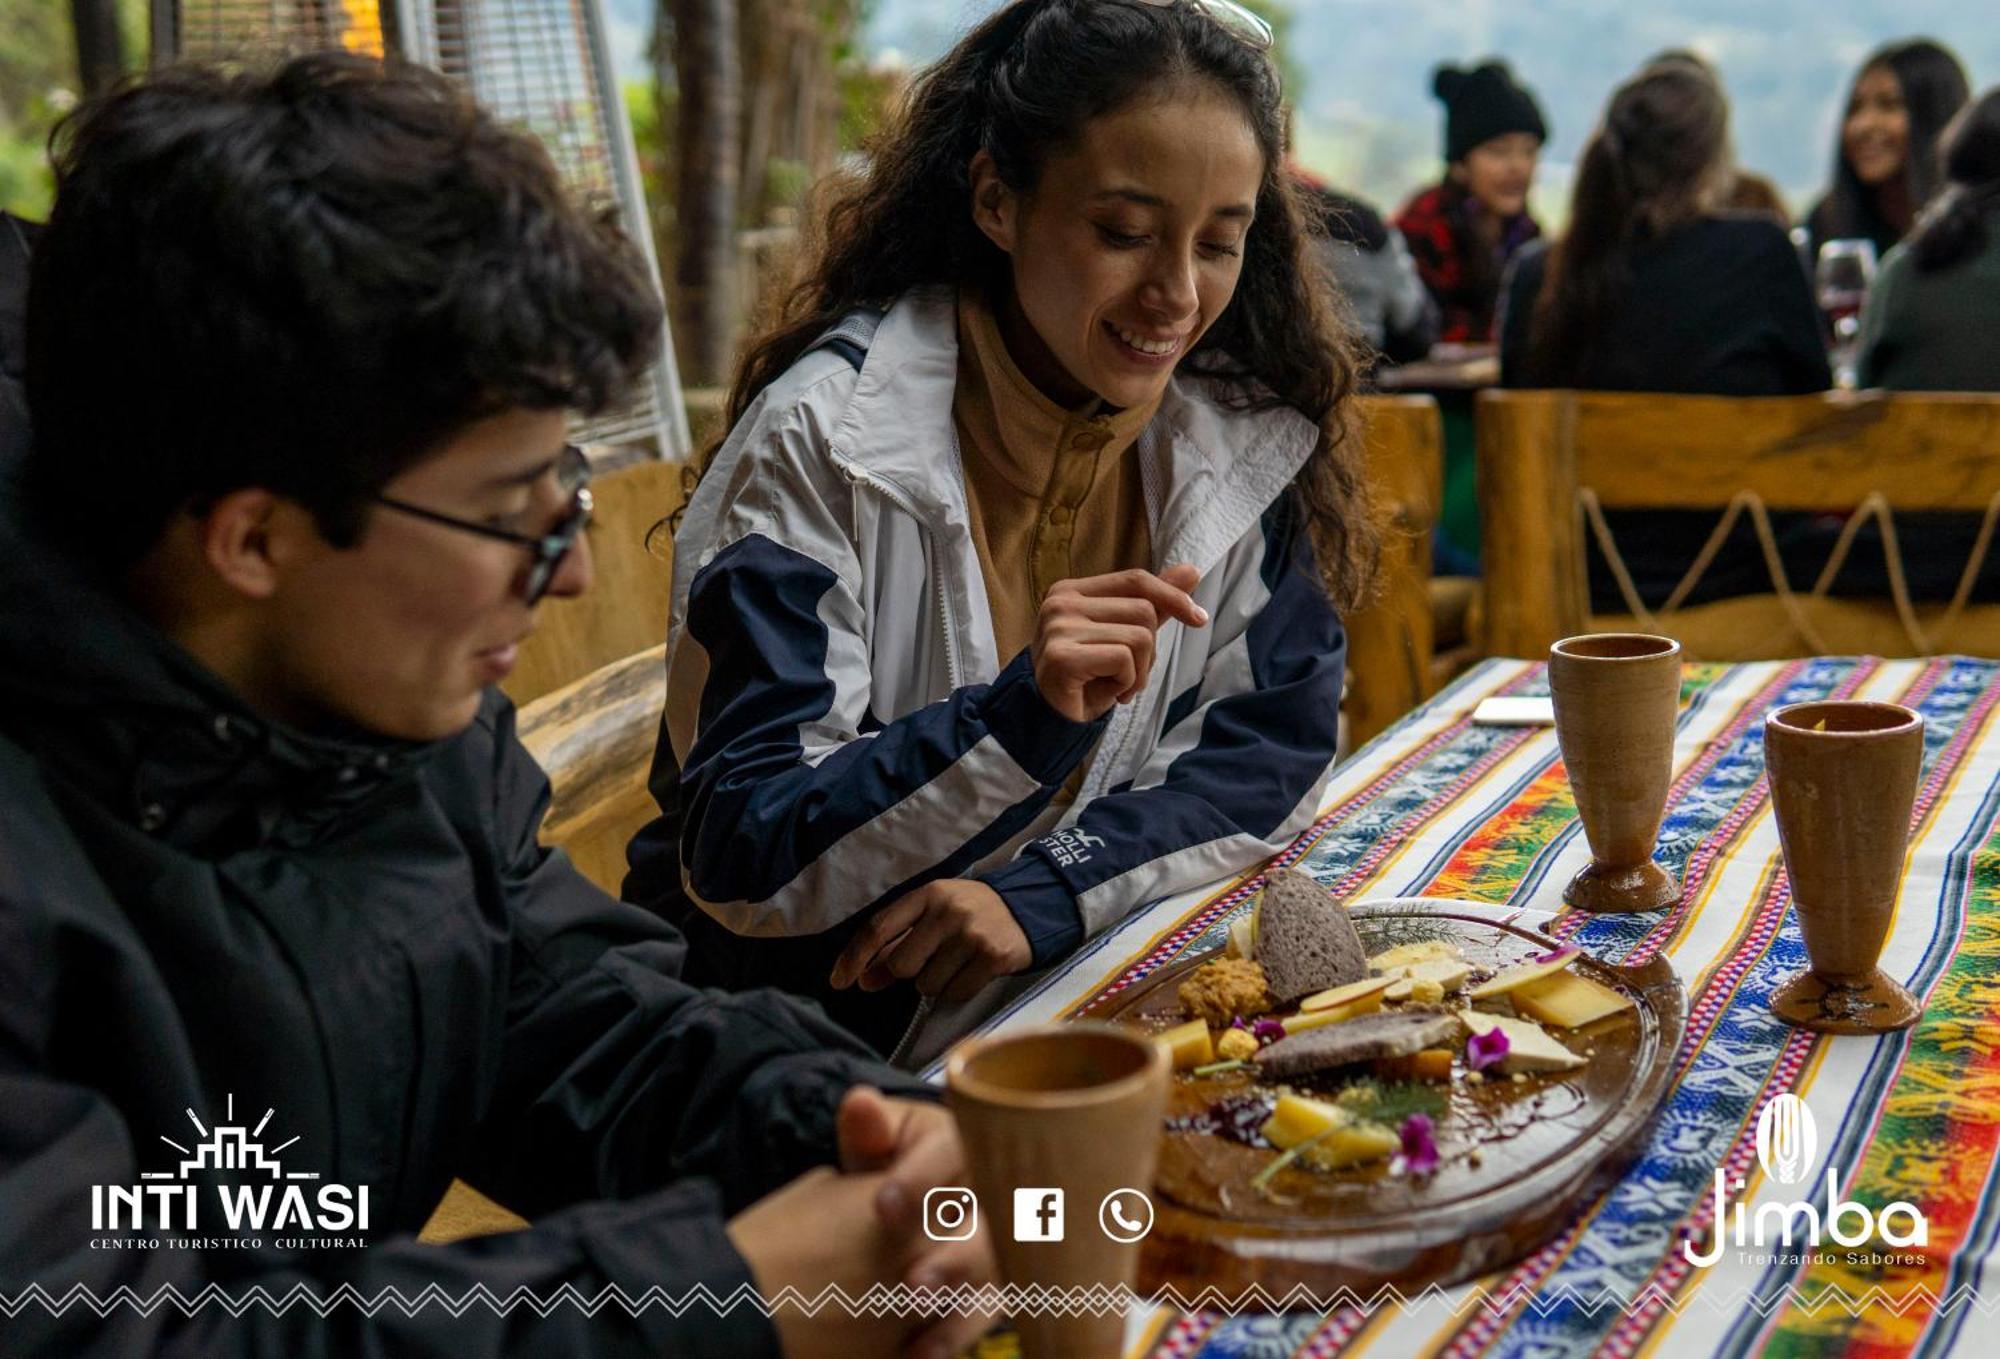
[{"x1": 0, "y1": 461, "x2": 432, "y2": 852}]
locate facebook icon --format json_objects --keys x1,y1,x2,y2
[{"x1": 1012, "y1": 1187, "x2": 1065, "y2": 1242}]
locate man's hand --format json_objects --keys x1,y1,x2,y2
[
  {"x1": 729, "y1": 1090, "x2": 996, "y2": 1359},
  {"x1": 828, "y1": 880, "x2": 1030, "y2": 1002},
  {"x1": 726, "y1": 1166, "x2": 996, "y2": 1359},
  {"x1": 1032, "y1": 563, "x2": 1206, "y2": 723},
  {"x1": 834, "y1": 1086, "x2": 961, "y2": 1234}
]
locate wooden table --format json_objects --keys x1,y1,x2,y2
[
  {"x1": 946, "y1": 656, "x2": 2000, "y2": 1358},
  {"x1": 1373, "y1": 344, "x2": 1500, "y2": 393}
]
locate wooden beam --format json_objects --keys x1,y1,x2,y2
[
  {"x1": 1478, "y1": 390, "x2": 1586, "y2": 658},
  {"x1": 71, "y1": 0, "x2": 125, "y2": 94}
]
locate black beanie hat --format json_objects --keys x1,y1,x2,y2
[{"x1": 1433, "y1": 60, "x2": 1547, "y2": 162}]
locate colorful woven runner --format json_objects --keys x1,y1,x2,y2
[{"x1": 966, "y1": 658, "x2": 2000, "y2": 1359}]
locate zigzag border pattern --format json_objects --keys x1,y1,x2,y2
[{"x1": 6, "y1": 1280, "x2": 1999, "y2": 1322}]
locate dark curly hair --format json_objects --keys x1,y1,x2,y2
[
  {"x1": 25, "y1": 52, "x2": 662, "y2": 573},
  {"x1": 717, "y1": 0, "x2": 1377, "y2": 610}
]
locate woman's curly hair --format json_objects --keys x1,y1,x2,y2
[{"x1": 716, "y1": 0, "x2": 1378, "y2": 610}]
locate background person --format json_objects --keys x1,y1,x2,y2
[
  {"x1": 624, "y1": 0, "x2": 1376, "y2": 1067},
  {"x1": 1296, "y1": 169, "x2": 1437, "y2": 368},
  {"x1": 1395, "y1": 59, "x2": 1547, "y2": 343},
  {"x1": 1645, "y1": 48, "x2": 1792, "y2": 223},
  {"x1": 1801, "y1": 38, "x2": 1971, "y2": 265},
  {"x1": 1498, "y1": 59, "x2": 1830, "y2": 614},
  {"x1": 1501, "y1": 62, "x2": 1828, "y2": 395},
  {"x1": 1858, "y1": 87, "x2": 2000, "y2": 392},
  {"x1": 0, "y1": 54, "x2": 991, "y2": 1359}
]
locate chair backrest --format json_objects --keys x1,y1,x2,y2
[
  {"x1": 502, "y1": 454, "x2": 678, "y2": 707},
  {"x1": 1477, "y1": 390, "x2": 2000, "y2": 660},
  {"x1": 516, "y1": 642, "x2": 666, "y2": 894},
  {"x1": 1343, "y1": 394, "x2": 1444, "y2": 748}
]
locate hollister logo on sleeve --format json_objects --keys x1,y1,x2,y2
[{"x1": 1044, "y1": 829, "x2": 1107, "y2": 867}]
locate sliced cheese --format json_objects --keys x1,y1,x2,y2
[
  {"x1": 1468, "y1": 948, "x2": 1583, "y2": 1001},
  {"x1": 1459, "y1": 1011, "x2": 1586, "y2": 1074},
  {"x1": 1158, "y1": 1017, "x2": 1214, "y2": 1070},
  {"x1": 1381, "y1": 956, "x2": 1474, "y2": 1000},
  {"x1": 1226, "y1": 914, "x2": 1255, "y2": 961},
  {"x1": 1367, "y1": 939, "x2": 1465, "y2": 972},
  {"x1": 1260, "y1": 1095, "x2": 1399, "y2": 1169},
  {"x1": 1511, "y1": 971, "x2": 1634, "y2": 1029},
  {"x1": 1298, "y1": 975, "x2": 1394, "y2": 1013},
  {"x1": 1281, "y1": 991, "x2": 1387, "y2": 1033}
]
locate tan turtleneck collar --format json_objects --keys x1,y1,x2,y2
[{"x1": 952, "y1": 288, "x2": 1160, "y2": 667}]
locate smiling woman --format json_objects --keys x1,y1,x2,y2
[
  {"x1": 1803, "y1": 38, "x2": 1969, "y2": 264},
  {"x1": 625, "y1": 0, "x2": 1380, "y2": 1064}
]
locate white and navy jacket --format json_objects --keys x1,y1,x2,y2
[{"x1": 625, "y1": 288, "x2": 1346, "y2": 1064}]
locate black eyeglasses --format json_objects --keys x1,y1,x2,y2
[{"x1": 372, "y1": 443, "x2": 593, "y2": 606}]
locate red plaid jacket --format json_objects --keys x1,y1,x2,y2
[{"x1": 1394, "y1": 182, "x2": 1540, "y2": 343}]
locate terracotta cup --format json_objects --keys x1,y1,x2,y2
[
  {"x1": 1765, "y1": 700, "x2": 1924, "y2": 1033},
  {"x1": 945, "y1": 1023, "x2": 1170, "y2": 1359},
  {"x1": 1548, "y1": 633, "x2": 1685, "y2": 912}
]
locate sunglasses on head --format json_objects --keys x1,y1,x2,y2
[{"x1": 1130, "y1": 0, "x2": 1276, "y2": 52}]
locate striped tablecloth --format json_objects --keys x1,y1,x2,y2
[{"x1": 959, "y1": 656, "x2": 2000, "y2": 1359}]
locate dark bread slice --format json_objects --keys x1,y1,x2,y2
[
  {"x1": 1254, "y1": 867, "x2": 1368, "y2": 1003},
  {"x1": 1254, "y1": 1012, "x2": 1460, "y2": 1079}
]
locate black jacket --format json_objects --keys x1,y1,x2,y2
[
  {"x1": 0, "y1": 452, "x2": 933, "y2": 1353},
  {"x1": 1498, "y1": 215, "x2": 1831, "y2": 395},
  {"x1": 1497, "y1": 216, "x2": 1833, "y2": 610}
]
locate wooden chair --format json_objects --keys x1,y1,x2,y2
[
  {"x1": 501, "y1": 453, "x2": 680, "y2": 707},
  {"x1": 1478, "y1": 390, "x2": 2000, "y2": 660},
  {"x1": 1343, "y1": 394, "x2": 1444, "y2": 748},
  {"x1": 516, "y1": 643, "x2": 667, "y2": 895}
]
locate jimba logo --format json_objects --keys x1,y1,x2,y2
[
  {"x1": 91, "y1": 1095, "x2": 370, "y2": 1251},
  {"x1": 1683, "y1": 1093, "x2": 1926, "y2": 1266}
]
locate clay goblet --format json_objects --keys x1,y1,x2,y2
[
  {"x1": 945, "y1": 1024, "x2": 1169, "y2": 1359},
  {"x1": 1548, "y1": 633, "x2": 1684, "y2": 912},
  {"x1": 1765, "y1": 700, "x2": 1924, "y2": 1033}
]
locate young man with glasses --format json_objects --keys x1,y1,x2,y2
[{"x1": 0, "y1": 54, "x2": 990, "y2": 1359}]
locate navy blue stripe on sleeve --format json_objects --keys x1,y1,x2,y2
[{"x1": 675, "y1": 534, "x2": 1103, "y2": 911}]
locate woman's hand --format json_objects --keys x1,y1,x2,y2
[
  {"x1": 1031, "y1": 564, "x2": 1207, "y2": 722},
  {"x1": 829, "y1": 880, "x2": 1031, "y2": 1002}
]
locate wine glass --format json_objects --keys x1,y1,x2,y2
[{"x1": 1816, "y1": 239, "x2": 1878, "y2": 389}]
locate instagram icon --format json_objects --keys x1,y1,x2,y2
[{"x1": 923, "y1": 1187, "x2": 978, "y2": 1241}]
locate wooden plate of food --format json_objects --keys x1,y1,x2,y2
[{"x1": 1076, "y1": 871, "x2": 1688, "y2": 1299}]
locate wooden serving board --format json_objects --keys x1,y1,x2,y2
[{"x1": 1075, "y1": 898, "x2": 1688, "y2": 1299}]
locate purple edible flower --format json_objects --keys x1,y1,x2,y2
[
  {"x1": 1530, "y1": 946, "x2": 1580, "y2": 966},
  {"x1": 1466, "y1": 1027, "x2": 1511, "y2": 1073},
  {"x1": 1231, "y1": 1016, "x2": 1249, "y2": 1031},
  {"x1": 1252, "y1": 1017, "x2": 1286, "y2": 1045},
  {"x1": 1398, "y1": 1113, "x2": 1439, "y2": 1177}
]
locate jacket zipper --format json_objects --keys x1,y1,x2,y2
[
  {"x1": 833, "y1": 449, "x2": 955, "y2": 1068},
  {"x1": 887, "y1": 996, "x2": 932, "y2": 1068},
  {"x1": 830, "y1": 451, "x2": 962, "y2": 690}
]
